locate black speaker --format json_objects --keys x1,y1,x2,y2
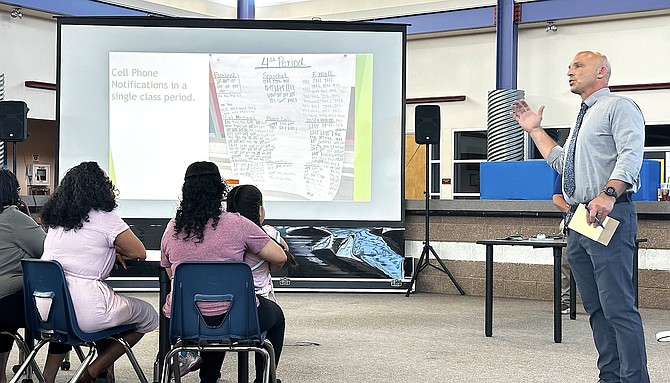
[
  {"x1": 415, "y1": 105, "x2": 440, "y2": 144},
  {"x1": 0, "y1": 101, "x2": 28, "y2": 142}
]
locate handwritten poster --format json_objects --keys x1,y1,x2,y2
[{"x1": 209, "y1": 54, "x2": 356, "y2": 201}]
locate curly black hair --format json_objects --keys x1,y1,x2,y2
[
  {"x1": 174, "y1": 161, "x2": 228, "y2": 242},
  {"x1": 226, "y1": 184, "x2": 263, "y2": 227},
  {"x1": 40, "y1": 161, "x2": 117, "y2": 231},
  {"x1": 0, "y1": 169, "x2": 21, "y2": 214}
]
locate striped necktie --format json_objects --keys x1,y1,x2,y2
[{"x1": 563, "y1": 102, "x2": 589, "y2": 197}]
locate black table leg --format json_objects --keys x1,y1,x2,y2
[
  {"x1": 156, "y1": 268, "x2": 170, "y2": 383},
  {"x1": 553, "y1": 247, "x2": 562, "y2": 343},
  {"x1": 485, "y1": 244, "x2": 493, "y2": 337}
]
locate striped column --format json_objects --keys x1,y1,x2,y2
[{"x1": 486, "y1": 89, "x2": 524, "y2": 161}]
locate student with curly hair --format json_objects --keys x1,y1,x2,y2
[
  {"x1": 40, "y1": 161, "x2": 158, "y2": 382},
  {"x1": 0, "y1": 169, "x2": 71, "y2": 383},
  {"x1": 161, "y1": 161, "x2": 286, "y2": 383}
]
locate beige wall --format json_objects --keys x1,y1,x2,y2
[
  {"x1": 518, "y1": 15, "x2": 670, "y2": 125},
  {"x1": 0, "y1": 12, "x2": 56, "y2": 120}
]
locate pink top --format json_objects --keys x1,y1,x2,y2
[
  {"x1": 42, "y1": 210, "x2": 158, "y2": 333},
  {"x1": 160, "y1": 211, "x2": 270, "y2": 317}
]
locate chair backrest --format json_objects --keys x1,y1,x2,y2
[
  {"x1": 169, "y1": 261, "x2": 262, "y2": 344},
  {"x1": 21, "y1": 259, "x2": 97, "y2": 345}
]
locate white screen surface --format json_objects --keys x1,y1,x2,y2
[{"x1": 58, "y1": 18, "x2": 405, "y2": 224}]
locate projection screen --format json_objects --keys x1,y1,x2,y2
[{"x1": 57, "y1": 17, "x2": 406, "y2": 225}]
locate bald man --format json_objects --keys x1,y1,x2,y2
[{"x1": 511, "y1": 51, "x2": 649, "y2": 383}]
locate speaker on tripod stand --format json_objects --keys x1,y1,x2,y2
[{"x1": 406, "y1": 105, "x2": 465, "y2": 297}]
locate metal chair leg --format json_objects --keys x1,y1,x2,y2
[
  {"x1": 68, "y1": 345, "x2": 98, "y2": 383},
  {"x1": 2, "y1": 331, "x2": 45, "y2": 383},
  {"x1": 108, "y1": 336, "x2": 148, "y2": 383},
  {"x1": 8, "y1": 339, "x2": 51, "y2": 383}
]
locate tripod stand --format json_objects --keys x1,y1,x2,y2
[{"x1": 405, "y1": 142, "x2": 465, "y2": 297}]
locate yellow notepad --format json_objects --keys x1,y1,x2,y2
[{"x1": 567, "y1": 203, "x2": 620, "y2": 246}]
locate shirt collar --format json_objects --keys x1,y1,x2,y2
[{"x1": 583, "y1": 87, "x2": 610, "y2": 108}]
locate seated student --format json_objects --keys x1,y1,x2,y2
[
  {"x1": 552, "y1": 174, "x2": 572, "y2": 314},
  {"x1": 227, "y1": 184, "x2": 293, "y2": 301},
  {"x1": 40, "y1": 162, "x2": 158, "y2": 382},
  {"x1": 161, "y1": 161, "x2": 286, "y2": 383},
  {"x1": 0, "y1": 169, "x2": 72, "y2": 383}
]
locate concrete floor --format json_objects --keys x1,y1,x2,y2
[{"x1": 8, "y1": 292, "x2": 670, "y2": 382}]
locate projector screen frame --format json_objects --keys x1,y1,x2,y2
[{"x1": 55, "y1": 16, "x2": 407, "y2": 228}]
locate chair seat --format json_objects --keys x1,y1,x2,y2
[{"x1": 71, "y1": 323, "x2": 138, "y2": 344}]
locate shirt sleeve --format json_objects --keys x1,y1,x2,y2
[
  {"x1": 552, "y1": 173, "x2": 562, "y2": 196},
  {"x1": 609, "y1": 98, "x2": 645, "y2": 188},
  {"x1": 103, "y1": 211, "x2": 130, "y2": 247},
  {"x1": 546, "y1": 145, "x2": 564, "y2": 174},
  {"x1": 239, "y1": 216, "x2": 271, "y2": 255},
  {"x1": 12, "y1": 210, "x2": 46, "y2": 258},
  {"x1": 160, "y1": 219, "x2": 176, "y2": 268},
  {"x1": 262, "y1": 224, "x2": 281, "y2": 242}
]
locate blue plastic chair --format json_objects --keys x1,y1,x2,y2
[
  {"x1": 12, "y1": 259, "x2": 148, "y2": 383},
  {"x1": 161, "y1": 261, "x2": 276, "y2": 383}
]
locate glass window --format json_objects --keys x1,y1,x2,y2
[
  {"x1": 454, "y1": 131, "x2": 486, "y2": 160},
  {"x1": 529, "y1": 127, "x2": 569, "y2": 159},
  {"x1": 452, "y1": 130, "x2": 486, "y2": 198},
  {"x1": 453, "y1": 163, "x2": 481, "y2": 193},
  {"x1": 645, "y1": 124, "x2": 670, "y2": 147}
]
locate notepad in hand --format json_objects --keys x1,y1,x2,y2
[{"x1": 567, "y1": 203, "x2": 620, "y2": 246}]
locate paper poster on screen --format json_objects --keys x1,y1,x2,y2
[{"x1": 209, "y1": 53, "x2": 371, "y2": 202}]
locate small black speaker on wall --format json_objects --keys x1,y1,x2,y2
[
  {"x1": 0, "y1": 100, "x2": 28, "y2": 142},
  {"x1": 414, "y1": 104, "x2": 440, "y2": 144}
]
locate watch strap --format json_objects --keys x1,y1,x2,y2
[{"x1": 601, "y1": 186, "x2": 617, "y2": 198}]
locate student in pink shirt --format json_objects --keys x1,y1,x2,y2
[
  {"x1": 40, "y1": 161, "x2": 158, "y2": 383},
  {"x1": 161, "y1": 161, "x2": 286, "y2": 383}
]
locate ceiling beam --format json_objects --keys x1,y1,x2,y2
[{"x1": 0, "y1": 0, "x2": 154, "y2": 16}]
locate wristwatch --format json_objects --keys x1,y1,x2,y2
[{"x1": 601, "y1": 186, "x2": 617, "y2": 199}]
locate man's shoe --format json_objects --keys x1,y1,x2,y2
[
  {"x1": 561, "y1": 303, "x2": 570, "y2": 315},
  {"x1": 178, "y1": 352, "x2": 202, "y2": 377}
]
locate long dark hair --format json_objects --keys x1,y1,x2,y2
[
  {"x1": 226, "y1": 184, "x2": 263, "y2": 227},
  {"x1": 40, "y1": 161, "x2": 117, "y2": 231},
  {"x1": 0, "y1": 169, "x2": 21, "y2": 214},
  {"x1": 227, "y1": 184, "x2": 298, "y2": 267},
  {"x1": 174, "y1": 161, "x2": 227, "y2": 242}
]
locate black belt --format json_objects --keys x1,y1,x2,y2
[{"x1": 569, "y1": 192, "x2": 632, "y2": 213}]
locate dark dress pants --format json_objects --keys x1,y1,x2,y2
[{"x1": 567, "y1": 201, "x2": 649, "y2": 383}]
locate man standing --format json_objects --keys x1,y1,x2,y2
[{"x1": 511, "y1": 51, "x2": 649, "y2": 383}]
